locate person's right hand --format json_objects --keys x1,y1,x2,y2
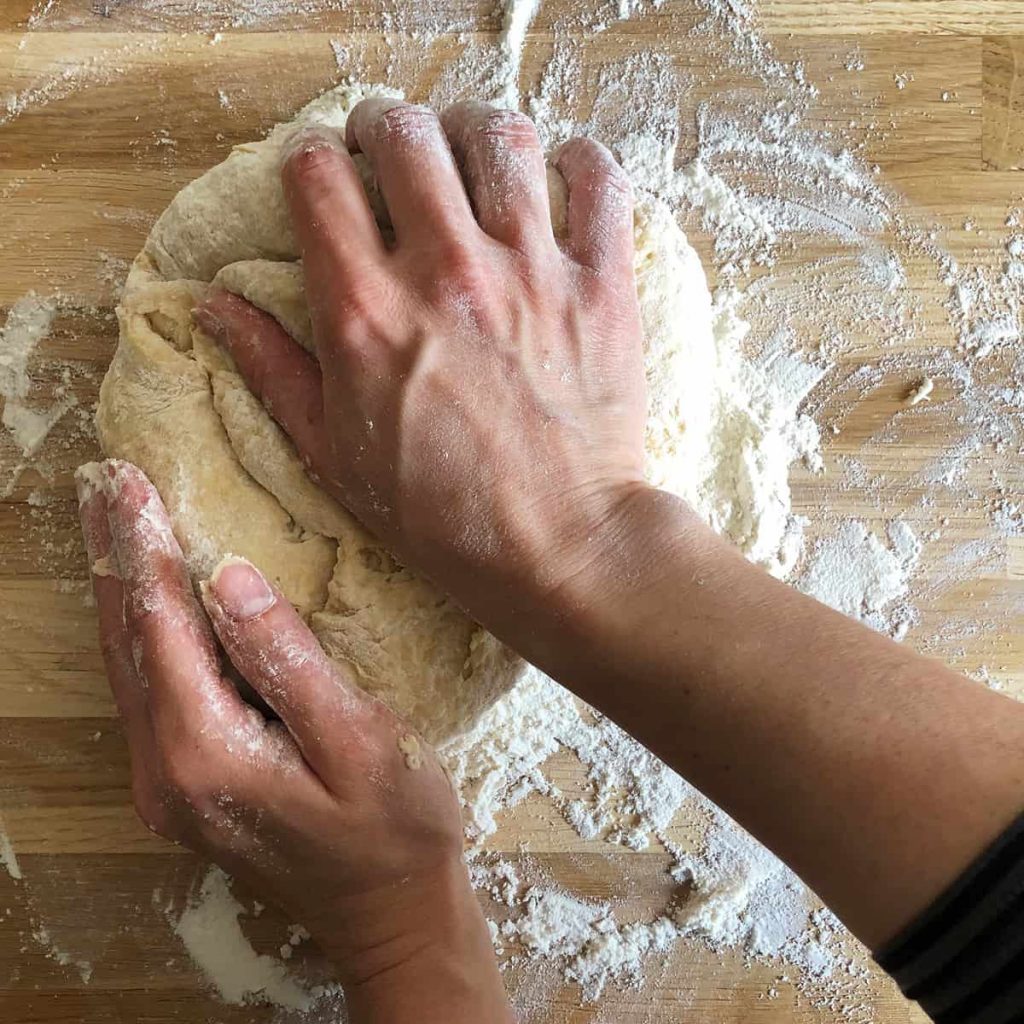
[{"x1": 194, "y1": 99, "x2": 676, "y2": 634}]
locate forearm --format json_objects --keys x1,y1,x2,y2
[{"x1": 498, "y1": 487, "x2": 1024, "y2": 950}]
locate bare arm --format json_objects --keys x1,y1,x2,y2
[
  {"x1": 509, "y1": 489, "x2": 1024, "y2": 948},
  {"x1": 195, "y1": 97, "x2": 1024, "y2": 952}
]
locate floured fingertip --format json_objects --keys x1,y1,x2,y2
[
  {"x1": 74, "y1": 461, "x2": 106, "y2": 504},
  {"x1": 98, "y1": 458, "x2": 144, "y2": 495},
  {"x1": 279, "y1": 124, "x2": 344, "y2": 173},
  {"x1": 205, "y1": 554, "x2": 277, "y2": 621}
]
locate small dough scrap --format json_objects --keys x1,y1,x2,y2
[
  {"x1": 90, "y1": 554, "x2": 118, "y2": 579},
  {"x1": 906, "y1": 377, "x2": 934, "y2": 406},
  {"x1": 398, "y1": 733, "x2": 423, "y2": 771}
]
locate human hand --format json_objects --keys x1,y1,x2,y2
[
  {"x1": 76, "y1": 459, "x2": 512, "y2": 1021},
  {"x1": 195, "y1": 99, "x2": 658, "y2": 635}
]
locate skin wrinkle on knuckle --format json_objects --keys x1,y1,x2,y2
[{"x1": 476, "y1": 109, "x2": 538, "y2": 149}]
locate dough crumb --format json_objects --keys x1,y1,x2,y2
[
  {"x1": 905, "y1": 377, "x2": 934, "y2": 405},
  {"x1": 398, "y1": 733, "x2": 423, "y2": 770},
  {"x1": 90, "y1": 554, "x2": 118, "y2": 578}
]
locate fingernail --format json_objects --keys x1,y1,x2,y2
[
  {"x1": 279, "y1": 125, "x2": 337, "y2": 167},
  {"x1": 207, "y1": 556, "x2": 276, "y2": 621}
]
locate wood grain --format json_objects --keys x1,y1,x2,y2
[
  {"x1": 760, "y1": 1, "x2": 1024, "y2": 35},
  {"x1": 983, "y1": 36, "x2": 1024, "y2": 168},
  {"x1": 3, "y1": 2, "x2": 1024, "y2": 1022}
]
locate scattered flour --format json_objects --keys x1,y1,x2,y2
[
  {"x1": 0, "y1": 292, "x2": 80, "y2": 498},
  {"x1": 496, "y1": 0, "x2": 541, "y2": 107},
  {"x1": 25, "y1": 0, "x2": 346, "y2": 31},
  {"x1": 0, "y1": 294, "x2": 62, "y2": 454},
  {"x1": 9, "y1": 0, "x2": 1024, "y2": 1018},
  {"x1": 799, "y1": 519, "x2": 921, "y2": 637},
  {"x1": 2, "y1": 38, "x2": 169, "y2": 129},
  {"x1": 171, "y1": 866, "x2": 324, "y2": 1011},
  {"x1": 31, "y1": 923, "x2": 93, "y2": 983},
  {"x1": 0, "y1": 813, "x2": 22, "y2": 881},
  {"x1": 499, "y1": 887, "x2": 677, "y2": 1001},
  {"x1": 905, "y1": 377, "x2": 934, "y2": 405}
]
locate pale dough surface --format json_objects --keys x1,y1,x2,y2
[{"x1": 97, "y1": 84, "x2": 717, "y2": 746}]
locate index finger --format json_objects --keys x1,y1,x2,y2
[
  {"x1": 194, "y1": 289, "x2": 329, "y2": 479},
  {"x1": 98, "y1": 460, "x2": 253, "y2": 747},
  {"x1": 281, "y1": 127, "x2": 387, "y2": 301}
]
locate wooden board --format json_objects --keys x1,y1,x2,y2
[{"x1": 2, "y1": 2, "x2": 1023, "y2": 1021}]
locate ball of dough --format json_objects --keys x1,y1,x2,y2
[{"x1": 96, "y1": 84, "x2": 717, "y2": 747}]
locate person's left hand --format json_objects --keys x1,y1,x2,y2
[{"x1": 76, "y1": 459, "x2": 511, "y2": 1021}]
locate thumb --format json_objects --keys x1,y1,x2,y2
[{"x1": 201, "y1": 555, "x2": 376, "y2": 778}]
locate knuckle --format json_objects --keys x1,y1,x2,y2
[
  {"x1": 374, "y1": 103, "x2": 439, "y2": 145},
  {"x1": 330, "y1": 279, "x2": 400, "y2": 339},
  {"x1": 477, "y1": 109, "x2": 538, "y2": 149},
  {"x1": 132, "y1": 778, "x2": 175, "y2": 838},
  {"x1": 437, "y1": 239, "x2": 486, "y2": 290},
  {"x1": 583, "y1": 267, "x2": 629, "y2": 308},
  {"x1": 339, "y1": 280, "x2": 385, "y2": 322}
]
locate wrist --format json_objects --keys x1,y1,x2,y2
[
  {"x1": 320, "y1": 859, "x2": 512, "y2": 1024},
  {"x1": 514, "y1": 482, "x2": 724, "y2": 668}
]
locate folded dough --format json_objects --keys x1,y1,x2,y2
[{"x1": 96, "y1": 83, "x2": 717, "y2": 746}]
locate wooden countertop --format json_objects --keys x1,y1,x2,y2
[{"x1": 2, "y1": 2, "x2": 1022, "y2": 1021}]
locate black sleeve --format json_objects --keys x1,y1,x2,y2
[{"x1": 874, "y1": 812, "x2": 1024, "y2": 1024}]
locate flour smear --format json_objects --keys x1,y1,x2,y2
[{"x1": 5, "y1": 0, "x2": 1023, "y2": 1020}]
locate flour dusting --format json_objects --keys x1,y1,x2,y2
[
  {"x1": 799, "y1": 519, "x2": 921, "y2": 637},
  {"x1": 7, "y1": 0, "x2": 1024, "y2": 1019},
  {"x1": 170, "y1": 866, "x2": 322, "y2": 1011},
  {"x1": 0, "y1": 292, "x2": 79, "y2": 497},
  {"x1": 0, "y1": 813, "x2": 22, "y2": 882}
]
